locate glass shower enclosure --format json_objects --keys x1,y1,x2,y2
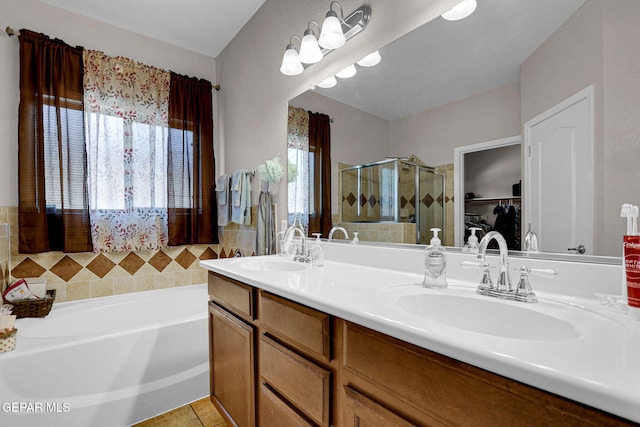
[{"x1": 339, "y1": 158, "x2": 445, "y2": 244}]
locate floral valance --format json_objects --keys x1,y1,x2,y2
[{"x1": 83, "y1": 50, "x2": 170, "y2": 126}]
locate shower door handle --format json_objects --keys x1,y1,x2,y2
[{"x1": 567, "y1": 245, "x2": 586, "y2": 254}]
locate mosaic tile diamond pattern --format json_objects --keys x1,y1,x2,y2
[
  {"x1": 149, "y1": 251, "x2": 172, "y2": 272},
  {"x1": 11, "y1": 258, "x2": 47, "y2": 278},
  {"x1": 50, "y1": 256, "x2": 83, "y2": 282},
  {"x1": 119, "y1": 252, "x2": 145, "y2": 275},
  {"x1": 175, "y1": 249, "x2": 197, "y2": 270},
  {"x1": 10, "y1": 245, "x2": 224, "y2": 285},
  {"x1": 199, "y1": 247, "x2": 218, "y2": 260},
  {"x1": 87, "y1": 254, "x2": 116, "y2": 278}
]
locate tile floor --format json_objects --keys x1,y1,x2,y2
[{"x1": 134, "y1": 397, "x2": 228, "y2": 427}]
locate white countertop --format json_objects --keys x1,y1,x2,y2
[{"x1": 200, "y1": 247, "x2": 640, "y2": 423}]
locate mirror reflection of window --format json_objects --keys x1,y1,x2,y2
[
  {"x1": 287, "y1": 106, "x2": 310, "y2": 230},
  {"x1": 287, "y1": 106, "x2": 332, "y2": 236}
]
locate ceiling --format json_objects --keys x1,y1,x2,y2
[
  {"x1": 313, "y1": 0, "x2": 587, "y2": 120},
  {"x1": 35, "y1": 0, "x2": 266, "y2": 58},
  {"x1": 35, "y1": 0, "x2": 587, "y2": 120}
]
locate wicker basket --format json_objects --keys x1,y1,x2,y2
[
  {"x1": 8, "y1": 297, "x2": 54, "y2": 318},
  {"x1": 0, "y1": 328, "x2": 17, "y2": 353}
]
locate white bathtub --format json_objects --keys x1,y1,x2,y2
[{"x1": 0, "y1": 284, "x2": 209, "y2": 427}]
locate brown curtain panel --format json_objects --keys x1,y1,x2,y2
[
  {"x1": 167, "y1": 73, "x2": 218, "y2": 245},
  {"x1": 308, "y1": 112, "x2": 332, "y2": 237},
  {"x1": 18, "y1": 29, "x2": 92, "y2": 254}
]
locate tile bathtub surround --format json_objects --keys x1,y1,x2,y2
[{"x1": 2, "y1": 205, "x2": 261, "y2": 302}]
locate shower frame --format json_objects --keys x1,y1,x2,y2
[{"x1": 339, "y1": 158, "x2": 445, "y2": 244}]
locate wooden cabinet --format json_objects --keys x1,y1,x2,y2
[
  {"x1": 340, "y1": 321, "x2": 635, "y2": 427},
  {"x1": 208, "y1": 271, "x2": 635, "y2": 427},
  {"x1": 209, "y1": 302, "x2": 255, "y2": 427},
  {"x1": 260, "y1": 335, "x2": 331, "y2": 426},
  {"x1": 260, "y1": 291, "x2": 331, "y2": 361},
  {"x1": 259, "y1": 383, "x2": 314, "y2": 427},
  {"x1": 208, "y1": 272, "x2": 338, "y2": 427},
  {"x1": 342, "y1": 386, "x2": 417, "y2": 427}
]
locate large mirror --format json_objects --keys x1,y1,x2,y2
[{"x1": 288, "y1": 0, "x2": 640, "y2": 258}]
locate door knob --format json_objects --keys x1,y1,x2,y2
[{"x1": 568, "y1": 245, "x2": 586, "y2": 254}]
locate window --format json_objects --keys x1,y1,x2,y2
[{"x1": 18, "y1": 30, "x2": 217, "y2": 254}]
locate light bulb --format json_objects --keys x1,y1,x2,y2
[
  {"x1": 317, "y1": 76, "x2": 337, "y2": 88},
  {"x1": 335, "y1": 64, "x2": 357, "y2": 79},
  {"x1": 280, "y1": 45, "x2": 303, "y2": 76},
  {"x1": 298, "y1": 29, "x2": 323, "y2": 64},
  {"x1": 319, "y1": 11, "x2": 345, "y2": 49},
  {"x1": 357, "y1": 50, "x2": 381, "y2": 67},
  {"x1": 441, "y1": 0, "x2": 477, "y2": 21}
]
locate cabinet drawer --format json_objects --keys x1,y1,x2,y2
[
  {"x1": 259, "y1": 383, "x2": 313, "y2": 427},
  {"x1": 259, "y1": 291, "x2": 330, "y2": 360},
  {"x1": 209, "y1": 273, "x2": 254, "y2": 320},
  {"x1": 343, "y1": 386, "x2": 417, "y2": 427},
  {"x1": 260, "y1": 335, "x2": 330, "y2": 427}
]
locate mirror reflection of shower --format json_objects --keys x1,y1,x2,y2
[{"x1": 339, "y1": 157, "x2": 445, "y2": 244}]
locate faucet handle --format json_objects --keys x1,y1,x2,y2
[
  {"x1": 512, "y1": 266, "x2": 557, "y2": 303},
  {"x1": 460, "y1": 261, "x2": 494, "y2": 293},
  {"x1": 460, "y1": 260, "x2": 493, "y2": 269},
  {"x1": 514, "y1": 266, "x2": 558, "y2": 279}
]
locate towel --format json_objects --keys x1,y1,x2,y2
[
  {"x1": 216, "y1": 174, "x2": 231, "y2": 226},
  {"x1": 256, "y1": 182, "x2": 275, "y2": 255},
  {"x1": 231, "y1": 169, "x2": 252, "y2": 225}
]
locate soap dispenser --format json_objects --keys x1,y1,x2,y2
[
  {"x1": 463, "y1": 227, "x2": 480, "y2": 253},
  {"x1": 309, "y1": 233, "x2": 324, "y2": 267},
  {"x1": 423, "y1": 228, "x2": 448, "y2": 289}
]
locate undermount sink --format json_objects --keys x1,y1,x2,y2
[
  {"x1": 379, "y1": 285, "x2": 586, "y2": 341},
  {"x1": 395, "y1": 293, "x2": 580, "y2": 340},
  {"x1": 239, "y1": 258, "x2": 307, "y2": 272}
]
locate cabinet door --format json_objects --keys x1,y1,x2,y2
[
  {"x1": 209, "y1": 302, "x2": 255, "y2": 427},
  {"x1": 343, "y1": 386, "x2": 416, "y2": 427}
]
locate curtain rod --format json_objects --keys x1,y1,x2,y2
[{"x1": 5, "y1": 26, "x2": 221, "y2": 91}]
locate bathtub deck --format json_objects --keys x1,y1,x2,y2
[{"x1": 134, "y1": 397, "x2": 227, "y2": 427}]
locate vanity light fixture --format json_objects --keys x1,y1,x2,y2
[
  {"x1": 336, "y1": 64, "x2": 357, "y2": 78},
  {"x1": 280, "y1": 36, "x2": 304, "y2": 76},
  {"x1": 299, "y1": 21, "x2": 323, "y2": 64},
  {"x1": 356, "y1": 50, "x2": 381, "y2": 67},
  {"x1": 319, "y1": 1, "x2": 346, "y2": 49},
  {"x1": 280, "y1": 3, "x2": 371, "y2": 76},
  {"x1": 317, "y1": 75, "x2": 338, "y2": 88},
  {"x1": 441, "y1": 0, "x2": 477, "y2": 21}
]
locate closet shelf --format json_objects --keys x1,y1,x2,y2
[{"x1": 465, "y1": 197, "x2": 521, "y2": 203}]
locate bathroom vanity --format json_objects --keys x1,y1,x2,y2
[{"x1": 201, "y1": 243, "x2": 639, "y2": 426}]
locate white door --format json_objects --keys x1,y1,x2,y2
[{"x1": 525, "y1": 86, "x2": 593, "y2": 254}]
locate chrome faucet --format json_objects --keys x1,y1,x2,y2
[
  {"x1": 328, "y1": 226, "x2": 349, "y2": 242},
  {"x1": 476, "y1": 231, "x2": 513, "y2": 297},
  {"x1": 284, "y1": 224, "x2": 308, "y2": 262},
  {"x1": 468, "y1": 230, "x2": 557, "y2": 303}
]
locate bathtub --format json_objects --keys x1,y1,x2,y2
[{"x1": 0, "y1": 284, "x2": 209, "y2": 427}]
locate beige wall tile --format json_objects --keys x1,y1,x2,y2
[
  {"x1": 66, "y1": 281, "x2": 91, "y2": 301},
  {"x1": 154, "y1": 274, "x2": 173, "y2": 290},
  {"x1": 90, "y1": 278, "x2": 114, "y2": 298},
  {"x1": 113, "y1": 277, "x2": 136, "y2": 295},
  {"x1": 135, "y1": 275, "x2": 155, "y2": 292}
]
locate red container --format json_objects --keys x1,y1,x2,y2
[{"x1": 624, "y1": 235, "x2": 640, "y2": 309}]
